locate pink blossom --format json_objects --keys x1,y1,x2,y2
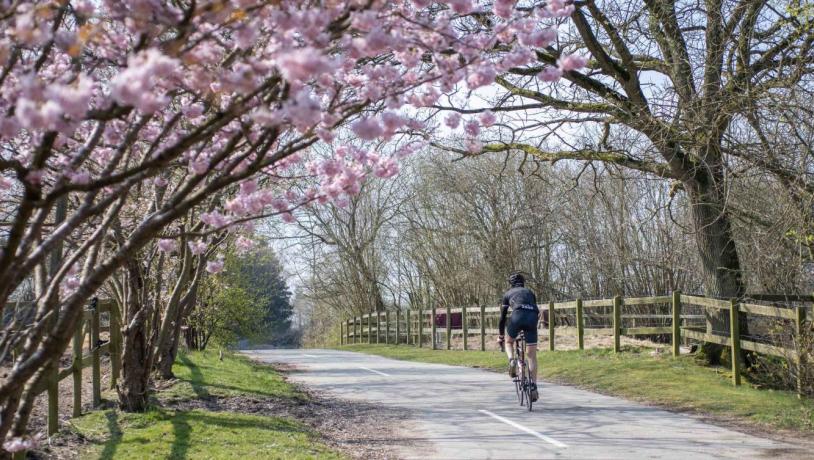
[
  {"x1": 182, "y1": 103, "x2": 205, "y2": 119},
  {"x1": 373, "y1": 158, "x2": 400, "y2": 178},
  {"x1": 319, "y1": 159, "x2": 342, "y2": 177},
  {"x1": 519, "y1": 28, "x2": 558, "y2": 48},
  {"x1": 270, "y1": 197, "x2": 289, "y2": 212},
  {"x1": 0, "y1": 176, "x2": 13, "y2": 190},
  {"x1": 0, "y1": 117, "x2": 20, "y2": 138},
  {"x1": 68, "y1": 170, "x2": 91, "y2": 185},
  {"x1": 464, "y1": 119, "x2": 480, "y2": 137},
  {"x1": 558, "y1": 54, "x2": 588, "y2": 72},
  {"x1": 316, "y1": 128, "x2": 335, "y2": 143},
  {"x1": 445, "y1": 112, "x2": 461, "y2": 129},
  {"x1": 25, "y1": 170, "x2": 44, "y2": 185},
  {"x1": 110, "y1": 49, "x2": 179, "y2": 113},
  {"x1": 189, "y1": 158, "x2": 210, "y2": 175},
  {"x1": 281, "y1": 212, "x2": 296, "y2": 223},
  {"x1": 206, "y1": 259, "x2": 225, "y2": 274},
  {"x1": 153, "y1": 177, "x2": 168, "y2": 187},
  {"x1": 157, "y1": 239, "x2": 178, "y2": 253},
  {"x1": 73, "y1": 0, "x2": 94, "y2": 16},
  {"x1": 446, "y1": 0, "x2": 475, "y2": 14},
  {"x1": 188, "y1": 240, "x2": 208, "y2": 255},
  {"x1": 46, "y1": 73, "x2": 94, "y2": 119},
  {"x1": 3, "y1": 437, "x2": 36, "y2": 453},
  {"x1": 538, "y1": 66, "x2": 563, "y2": 82},
  {"x1": 466, "y1": 139, "x2": 483, "y2": 153},
  {"x1": 351, "y1": 117, "x2": 384, "y2": 140},
  {"x1": 234, "y1": 25, "x2": 257, "y2": 49},
  {"x1": 479, "y1": 110, "x2": 497, "y2": 127},
  {"x1": 201, "y1": 211, "x2": 229, "y2": 228},
  {"x1": 239, "y1": 179, "x2": 257, "y2": 195},
  {"x1": 236, "y1": 236, "x2": 254, "y2": 252},
  {"x1": 284, "y1": 90, "x2": 321, "y2": 131},
  {"x1": 493, "y1": 0, "x2": 516, "y2": 18},
  {"x1": 380, "y1": 112, "x2": 405, "y2": 136},
  {"x1": 467, "y1": 65, "x2": 497, "y2": 89},
  {"x1": 276, "y1": 47, "x2": 333, "y2": 83}
]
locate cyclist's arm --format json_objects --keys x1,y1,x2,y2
[{"x1": 498, "y1": 303, "x2": 509, "y2": 338}]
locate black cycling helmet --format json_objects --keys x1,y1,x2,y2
[{"x1": 508, "y1": 272, "x2": 525, "y2": 287}]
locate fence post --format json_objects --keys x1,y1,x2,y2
[
  {"x1": 672, "y1": 291, "x2": 682, "y2": 357},
  {"x1": 91, "y1": 303, "x2": 101, "y2": 407},
  {"x1": 548, "y1": 301, "x2": 555, "y2": 351},
  {"x1": 418, "y1": 305, "x2": 424, "y2": 348},
  {"x1": 795, "y1": 306, "x2": 805, "y2": 397},
  {"x1": 109, "y1": 303, "x2": 121, "y2": 389},
  {"x1": 613, "y1": 295, "x2": 622, "y2": 353},
  {"x1": 480, "y1": 304, "x2": 486, "y2": 351},
  {"x1": 385, "y1": 311, "x2": 391, "y2": 344},
  {"x1": 367, "y1": 314, "x2": 372, "y2": 344},
  {"x1": 72, "y1": 315, "x2": 84, "y2": 418},
  {"x1": 396, "y1": 310, "x2": 401, "y2": 345},
  {"x1": 462, "y1": 305, "x2": 468, "y2": 351},
  {"x1": 406, "y1": 310, "x2": 411, "y2": 345},
  {"x1": 431, "y1": 303, "x2": 437, "y2": 350},
  {"x1": 446, "y1": 305, "x2": 451, "y2": 350},
  {"x1": 576, "y1": 298, "x2": 584, "y2": 350},
  {"x1": 730, "y1": 299, "x2": 741, "y2": 386}
]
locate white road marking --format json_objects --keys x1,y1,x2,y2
[
  {"x1": 301, "y1": 354, "x2": 319, "y2": 358},
  {"x1": 358, "y1": 366, "x2": 390, "y2": 377},
  {"x1": 478, "y1": 409, "x2": 568, "y2": 448}
]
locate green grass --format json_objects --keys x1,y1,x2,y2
[
  {"x1": 70, "y1": 350, "x2": 341, "y2": 460},
  {"x1": 340, "y1": 344, "x2": 814, "y2": 432},
  {"x1": 162, "y1": 349, "x2": 303, "y2": 403},
  {"x1": 70, "y1": 408, "x2": 342, "y2": 460}
]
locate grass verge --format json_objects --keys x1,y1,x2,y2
[
  {"x1": 339, "y1": 344, "x2": 814, "y2": 433},
  {"x1": 68, "y1": 350, "x2": 342, "y2": 460}
]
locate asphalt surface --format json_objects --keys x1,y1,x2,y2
[{"x1": 242, "y1": 348, "x2": 801, "y2": 459}]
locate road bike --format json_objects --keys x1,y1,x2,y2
[{"x1": 502, "y1": 331, "x2": 534, "y2": 411}]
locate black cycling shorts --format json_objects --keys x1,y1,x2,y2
[{"x1": 506, "y1": 307, "x2": 539, "y2": 345}]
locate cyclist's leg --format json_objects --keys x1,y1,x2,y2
[
  {"x1": 505, "y1": 336, "x2": 515, "y2": 361},
  {"x1": 523, "y1": 310, "x2": 540, "y2": 383},
  {"x1": 526, "y1": 343, "x2": 538, "y2": 382},
  {"x1": 505, "y1": 311, "x2": 521, "y2": 377},
  {"x1": 505, "y1": 310, "x2": 520, "y2": 361}
]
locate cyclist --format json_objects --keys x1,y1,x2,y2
[{"x1": 497, "y1": 273, "x2": 540, "y2": 402}]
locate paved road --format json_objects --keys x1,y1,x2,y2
[{"x1": 242, "y1": 349, "x2": 800, "y2": 459}]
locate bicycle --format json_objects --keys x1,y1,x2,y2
[{"x1": 501, "y1": 331, "x2": 534, "y2": 411}]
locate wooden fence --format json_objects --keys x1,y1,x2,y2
[
  {"x1": 6, "y1": 297, "x2": 121, "y2": 438},
  {"x1": 340, "y1": 292, "x2": 813, "y2": 394}
]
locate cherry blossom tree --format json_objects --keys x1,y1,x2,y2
[{"x1": 0, "y1": 0, "x2": 579, "y2": 450}]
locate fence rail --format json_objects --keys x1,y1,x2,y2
[
  {"x1": 5, "y1": 297, "x2": 121, "y2": 437},
  {"x1": 340, "y1": 291, "x2": 813, "y2": 395}
]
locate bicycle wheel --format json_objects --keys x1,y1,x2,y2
[
  {"x1": 525, "y1": 372, "x2": 533, "y2": 412},
  {"x1": 515, "y1": 343, "x2": 525, "y2": 406},
  {"x1": 514, "y1": 365, "x2": 523, "y2": 404}
]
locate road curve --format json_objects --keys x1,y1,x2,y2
[{"x1": 242, "y1": 348, "x2": 801, "y2": 460}]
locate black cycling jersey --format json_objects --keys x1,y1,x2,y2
[{"x1": 498, "y1": 285, "x2": 538, "y2": 337}]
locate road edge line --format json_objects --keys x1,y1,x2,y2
[{"x1": 478, "y1": 409, "x2": 568, "y2": 448}]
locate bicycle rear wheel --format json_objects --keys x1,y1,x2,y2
[{"x1": 523, "y1": 345, "x2": 533, "y2": 411}]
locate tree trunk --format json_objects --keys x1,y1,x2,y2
[
  {"x1": 118, "y1": 262, "x2": 151, "y2": 412},
  {"x1": 685, "y1": 163, "x2": 748, "y2": 364}
]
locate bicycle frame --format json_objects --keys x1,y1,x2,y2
[{"x1": 512, "y1": 331, "x2": 533, "y2": 411}]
